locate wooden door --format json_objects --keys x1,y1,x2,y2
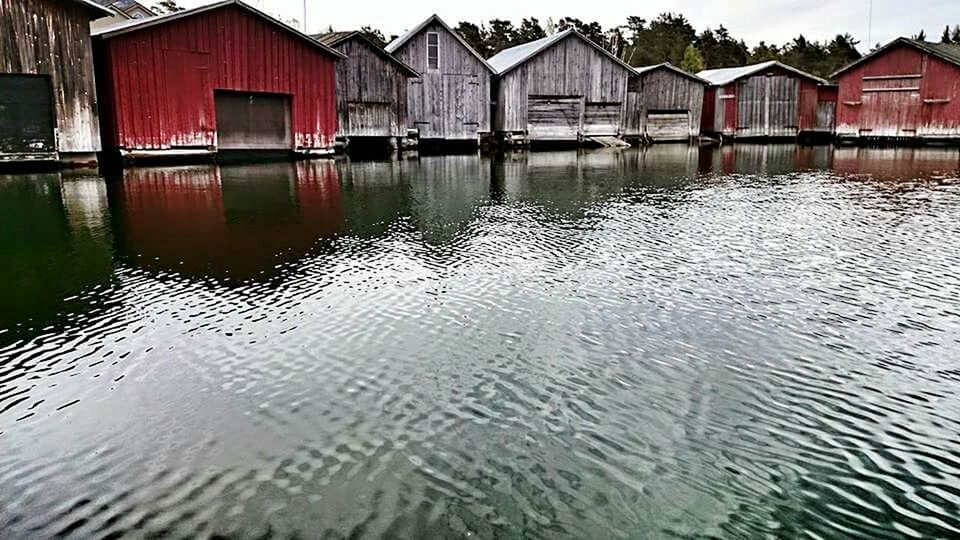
[
  {"x1": 738, "y1": 77, "x2": 766, "y2": 137},
  {"x1": 766, "y1": 76, "x2": 799, "y2": 137},
  {"x1": 443, "y1": 74, "x2": 480, "y2": 140},
  {"x1": 527, "y1": 96, "x2": 582, "y2": 140},
  {"x1": 0, "y1": 75, "x2": 56, "y2": 155},
  {"x1": 214, "y1": 91, "x2": 292, "y2": 150},
  {"x1": 583, "y1": 102, "x2": 622, "y2": 136},
  {"x1": 646, "y1": 111, "x2": 690, "y2": 141}
]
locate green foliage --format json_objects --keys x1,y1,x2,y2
[
  {"x1": 405, "y1": 11, "x2": 871, "y2": 77},
  {"x1": 680, "y1": 44, "x2": 705, "y2": 73}
]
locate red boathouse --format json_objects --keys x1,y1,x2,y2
[
  {"x1": 833, "y1": 38, "x2": 960, "y2": 143},
  {"x1": 92, "y1": 0, "x2": 343, "y2": 160},
  {"x1": 698, "y1": 61, "x2": 835, "y2": 140}
]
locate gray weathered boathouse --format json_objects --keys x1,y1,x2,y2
[
  {"x1": 488, "y1": 30, "x2": 637, "y2": 145},
  {"x1": 0, "y1": 0, "x2": 112, "y2": 166},
  {"x1": 624, "y1": 63, "x2": 707, "y2": 143},
  {"x1": 313, "y1": 31, "x2": 419, "y2": 146},
  {"x1": 386, "y1": 15, "x2": 494, "y2": 144}
]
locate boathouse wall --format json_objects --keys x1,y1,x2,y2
[
  {"x1": 624, "y1": 64, "x2": 706, "y2": 141},
  {"x1": 387, "y1": 16, "x2": 493, "y2": 141},
  {"x1": 0, "y1": 0, "x2": 109, "y2": 165},
  {"x1": 835, "y1": 40, "x2": 960, "y2": 141},
  {"x1": 316, "y1": 33, "x2": 417, "y2": 140},
  {"x1": 701, "y1": 63, "x2": 827, "y2": 139},
  {"x1": 94, "y1": 3, "x2": 340, "y2": 157},
  {"x1": 493, "y1": 32, "x2": 634, "y2": 142}
]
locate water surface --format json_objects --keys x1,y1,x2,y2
[{"x1": 2, "y1": 146, "x2": 960, "y2": 538}]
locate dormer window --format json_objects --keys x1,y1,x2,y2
[{"x1": 427, "y1": 32, "x2": 440, "y2": 70}]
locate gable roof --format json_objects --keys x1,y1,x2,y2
[
  {"x1": 91, "y1": 0, "x2": 345, "y2": 59},
  {"x1": 698, "y1": 60, "x2": 828, "y2": 86},
  {"x1": 831, "y1": 37, "x2": 960, "y2": 78},
  {"x1": 92, "y1": 0, "x2": 155, "y2": 16},
  {"x1": 312, "y1": 31, "x2": 419, "y2": 77},
  {"x1": 488, "y1": 29, "x2": 636, "y2": 77},
  {"x1": 74, "y1": 0, "x2": 115, "y2": 18},
  {"x1": 385, "y1": 14, "x2": 495, "y2": 74},
  {"x1": 633, "y1": 63, "x2": 710, "y2": 85}
]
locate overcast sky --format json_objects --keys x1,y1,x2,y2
[{"x1": 147, "y1": 0, "x2": 957, "y2": 52}]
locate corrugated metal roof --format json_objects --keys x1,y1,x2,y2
[
  {"x1": 311, "y1": 31, "x2": 420, "y2": 77},
  {"x1": 633, "y1": 62, "x2": 710, "y2": 85},
  {"x1": 831, "y1": 38, "x2": 960, "y2": 78},
  {"x1": 698, "y1": 60, "x2": 827, "y2": 86},
  {"x1": 92, "y1": 0, "x2": 346, "y2": 59},
  {"x1": 488, "y1": 29, "x2": 636, "y2": 76},
  {"x1": 385, "y1": 14, "x2": 494, "y2": 73}
]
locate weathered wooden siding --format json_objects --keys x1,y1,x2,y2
[
  {"x1": 0, "y1": 0, "x2": 101, "y2": 156},
  {"x1": 836, "y1": 43, "x2": 960, "y2": 140},
  {"x1": 736, "y1": 75, "x2": 799, "y2": 138},
  {"x1": 331, "y1": 38, "x2": 409, "y2": 138},
  {"x1": 391, "y1": 21, "x2": 490, "y2": 140},
  {"x1": 97, "y1": 5, "x2": 338, "y2": 153},
  {"x1": 495, "y1": 35, "x2": 630, "y2": 140},
  {"x1": 624, "y1": 67, "x2": 704, "y2": 140}
]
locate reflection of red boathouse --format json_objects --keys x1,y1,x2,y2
[{"x1": 111, "y1": 161, "x2": 344, "y2": 280}]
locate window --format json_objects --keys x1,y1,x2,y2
[{"x1": 427, "y1": 32, "x2": 440, "y2": 70}]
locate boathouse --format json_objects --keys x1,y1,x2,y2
[
  {"x1": 385, "y1": 15, "x2": 494, "y2": 144},
  {"x1": 698, "y1": 61, "x2": 834, "y2": 140},
  {"x1": 313, "y1": 31, "x2": 419, "y2": 147},
  {"x1": 832, "y1": 38, "x2": 960, "y2": 143},
  {"x1": 624, "y1": 63, "x2": 707, "y2": 143},
  {"x1": 92, "y1": 0, "x2": 343, "y2": 161},
  {"x1": 488, "y1": 30, "x2": 637, "y2": 145},
  {"x1": 0, "y1": 0, "x2": 112, "y2": 167}
]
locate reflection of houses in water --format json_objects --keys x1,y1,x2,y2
[
  {"x1": 337, "y1": 156, "x2": 494, "y2": 244},
  {"x1": 500, "y1": 148, "x2": 707, "y2": 210},
  {"x1": 831, "y1": 147, "x2": 960, "y2": 181},
  {"x1": 701, "y1": 145, "x2": 834, "y2": 176},
  {"x1": 0, "y1": 173, "x2": 115, "y2": 330},
  {"x1": 110, "y1": 161, "x2": 343, "y2": 281}
]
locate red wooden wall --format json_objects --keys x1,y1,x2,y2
[
  {"x1": 836, "y1": 43, "x2": 960, "y2": 138},
  {"x1": 97, "y1": 5, "x2": 338, "y2": 152}
]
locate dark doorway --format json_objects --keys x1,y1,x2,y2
[
  {"x1": 214, "y1": 91, "x2": 292, "y2": 151},
  {"x1": 0, "y1": 75, "x2": 56, "y2": 156}
]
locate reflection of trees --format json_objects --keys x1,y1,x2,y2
[
  {"x1": 0, "y1": 173, "x2": 115, "y2": 332},
  {"x1": 109, "y1": 162, "x2": 344, "y2": 282}
]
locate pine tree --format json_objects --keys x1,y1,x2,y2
[
  {"x1": 953, "y1": 25, "x2": 960, "y2": 44},
  {"x1": 942, "y1": 26, "x2": 952, "y2": 44},
  {"x1": 680, "y1": 43, "x2": 705, "y2": 73},
  {"x1": 912, "y1": 29, "x2": 926, "y2": 42}
]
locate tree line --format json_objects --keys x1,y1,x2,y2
[
  {"x1": 154, "y1": 2, "x2": 960, "y2": 79},
  {"x1": 369, "y1": 14, "x2": 865, "y2": 78}
]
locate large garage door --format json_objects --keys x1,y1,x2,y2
[
  {"x1": 0, "y1": 75, "x2": 56, "y2": 156},
  {"x1": 583, "y1": 102, "x2": 621, "y2": 136},
  {"x1": 646, "y1": 110, "x2": 690, "y2": 141},
  {"x1": 215, "y1": 91, "x2": 292, "y2": 150},
  {"x1": 347, "y1": 102, "x2": 395, "y2": 137},
  {"x1": 528, "y1": 96, "x2": 581, "y2": 140}
]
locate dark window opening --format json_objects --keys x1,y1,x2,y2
[{"x1": 427, "y1": 32, "x2": 440, "y2": 70}]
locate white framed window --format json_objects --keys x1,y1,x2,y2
[{"x1": 427, "y1": 32, "x2": 440, "y2": 70}]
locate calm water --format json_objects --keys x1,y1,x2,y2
[{"x1": 2, "y1": 146, "x2": 960, "y2": 538}]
